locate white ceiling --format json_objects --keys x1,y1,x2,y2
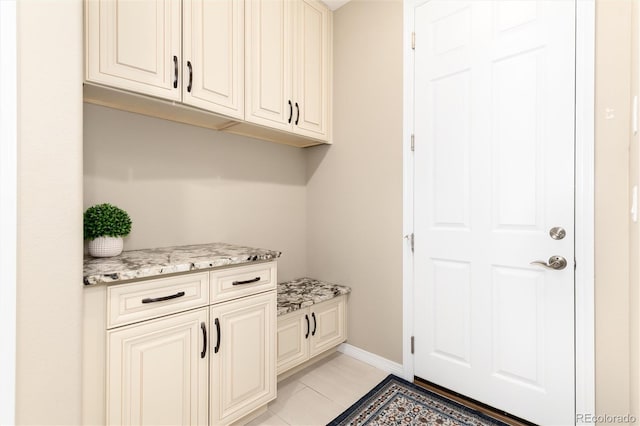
[{"x1": 321, "y1": 0, "x2": 351, "y2": 11}]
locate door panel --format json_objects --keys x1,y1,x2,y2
[
  {"x1": 413, "y1": 1, "x2": 575, "y2": 424},
  {"x1": 431, "y1": 260, "x2": 471, "y2": 366},
  {"x1": 107, "y1": 309, "x2": 208, "y2": 426},
  {"x1": 276, "y1": 309, "x2": 309, "y2": 374},
  {"x1": 210, "y1": 292, "x2": 276, "y2": 425},
  {"x1": 491, "y1": 266, "x2": 545, "y2": 389},
  {"x1": 183, "y1": 0, "x2": 244, "y2": 118},
  {"x1": 86, "y1": 0, "x2": 181, "y2": 100},
  {"x1": 245, "y1": 0, "x2": 293, "y2": 130},
  {"x1": 493, "y1": 52, "x2": 541, "y2": 227},
  {"x1": 309, "y1": 296, "x2": 346, "y2": 357},
  {"x1": 431, "y1": 70, "x2": 471, "y2": 228},
  {"x1": 293, "y1": 0, "x2": 330, "y2": 140}
]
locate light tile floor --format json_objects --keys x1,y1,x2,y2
[{"x1": 247, "y1": 352, "x2": 388, "y2": 426}]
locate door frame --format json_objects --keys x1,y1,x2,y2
[
  {"x1": 0, "y1": 0, "x2": 17, "y2": 424},
  {"x1": 401, "y1": 1, "x2": 596, "y2": 424}
]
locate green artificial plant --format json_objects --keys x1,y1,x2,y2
[{"x1": 83, "y1": 203, "x2": 132, "y2": 240}]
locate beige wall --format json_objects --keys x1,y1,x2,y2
[
  {"x1": 84, "y1": 104, "x2": 308, "y2": 282},
  {"x1": 595, "y1": 0, "x2": 632, "y2": 421},
  {"x1": 630, "y1": 1, "x2": 640, "y2": 423},
  {"x1": 306, "y1": 0, "x2": 404, "y2": 364},
  {"x1": 16, "y1": 1, "x2": 84, "y2": 424}
]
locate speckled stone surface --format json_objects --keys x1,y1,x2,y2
[
  {"x1": 277, "y1": 278, "x2": 351, "y2": 316},
  {"x1": 83, "y1": 242, "x2": 281, "y2": 285}
]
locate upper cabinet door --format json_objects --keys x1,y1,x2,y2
[
  {"x1": 293, "y1": 0, "x2": 331, "y2": 141},
  {"x1": 245, "y1": 0, "x2": 294, "y2": 131},
  {"x1": 245, "y1": 0, "x2": 331, "y2": 141},
  {"x1": 86, "y1": 0, "x2": 182, "y2": 101},
  {"x1": 183, "y1": 0, "x2": 244, "y2": 119}
]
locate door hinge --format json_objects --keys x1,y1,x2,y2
[
  {"x1": 405, "y1": 233, "x2": 414, "y2": 253},
  {"x1": 411, "y1": 336, "x2": 415, "y2": 354},
  {"x1": 411, "y1": 134, "x2": 415, "y2": 151},
  {"x1": 411, "y1": 32, "x2": 415, "y2": 50}
]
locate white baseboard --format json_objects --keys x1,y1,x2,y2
[{"x1": 337, "y1": 343, "x2": 404, "y2": 377}]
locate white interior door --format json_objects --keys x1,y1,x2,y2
[{"x1": 413, "y1": 1, "x2": 576, "y2": 424}]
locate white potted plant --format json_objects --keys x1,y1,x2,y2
[{"x1": 84, "y1": 203, "x2": 132, "y2": 257}]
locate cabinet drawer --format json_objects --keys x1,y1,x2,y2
[
  {"x1": 210, "y1": 261, "x2": 277, "y2": 303},
  {"x1": 107, "y1": 272, "x2": 209, "y2": 328}
]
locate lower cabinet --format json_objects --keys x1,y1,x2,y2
[
  {"x1": 210, "y1": 292, "x2": 276, "y2": 425},
  {"x1": 92, "y1": 262, "x2": 278, "y2": 426},
  {"x1": 276, "y1": 295, "x2": 347, "y2": 375},
  {"x1": 276, "y1": 309, "x2": 309, "y2": 374},
  {"x1": 107, "y1": 308, "x2": 209, "y2": 426}
]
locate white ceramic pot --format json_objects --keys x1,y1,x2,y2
[{"x1": 88, "y1": 236, "x2": 123, "y2": 257}]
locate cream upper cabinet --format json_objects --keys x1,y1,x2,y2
[
  {"x1": 245, "y1": 0, "x2": 331, "y2": 141},
  {"x1": 86, "y1": 0, "x2": 243, "y2": 117},
  {"x1": 210, "y1": 292, "x2": 277, "y2": 425},
  {"x1": 244, "y1": 0, "x2": 293, "y2": 131},
  {"x1": 183, "y1": 0, "x2": 244, "y2": 119},
  {"x1": 107, "y1": 308, "x2": 209, "y2": 426},
  {"x1": 292, "y1": 0, "x2": 331, "y2": 140},
  {"x1": 86, "y1": 0, "x2": 332, "y2": 147},
  {"x1": 86, "y1": 0, "x2": 182, "y2": 101}
]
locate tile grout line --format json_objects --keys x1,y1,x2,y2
[
  {"x1": 304, "y1": 383, "x2": 350, "y2": 410},
  {"x1": 297, "y1": 365, "x2": 388, "y2": 405},
  {"x1": 258, "y1": 354, "x2": 388, "y2": 426},
  {"x1": 266, "y1": 409, "x2": 291, "y2": 426}
]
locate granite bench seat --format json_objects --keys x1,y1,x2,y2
[{"x1": 277, "y1": 277, "x2": 351, "y2": 317}]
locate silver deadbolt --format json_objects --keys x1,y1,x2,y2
[
  {"x1": 549, "y1": 227, "x2": 566, "y2": 240},
  {"x1": 530, "y1": 256, "x2": 568, "y2": 270}
]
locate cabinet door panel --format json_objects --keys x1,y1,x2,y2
[
  {"x1": 86, "y1": 0, "x2": 181, "y2": 100},
  {"x1": 210, "y1": 292, "x2": 276, "y2": 424},
  {"x1": 245, "y1": 0, "x2": 293, "y2": 130},
  {"x1": 310, "y1": 296, "x2": 346, "y2": 357},
  {"x1": 107, "y1": 309, "x2": 208, "y2": 426},
  {"x1": 276, "y1": 309, "x2": 309, "y2": 374},
  {"x1": 293, "y1": 0, "x2": 331, "y2": 140},
  {"x1": 183, "y1": 0, "x2": 244, "y2": 118}
]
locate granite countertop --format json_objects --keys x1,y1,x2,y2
[
  {"x1": 277, "y1": 278, "x2": 351, "y2": 316},
  {"x1": 83, "y1": 242, "x2": 281, "y2": 286}
]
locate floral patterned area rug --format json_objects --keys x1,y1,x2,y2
[{"x1": 327, "y1": 375, "x2": 509, "y2": 426}]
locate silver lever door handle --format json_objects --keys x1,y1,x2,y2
[{"x1": 530, "y1": 256, "x2": 567, "y2": 270}]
